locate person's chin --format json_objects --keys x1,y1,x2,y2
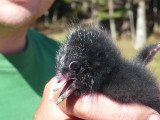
[
  {"x1": 9, "y1": 0, "x2": 31, "y2": 3},
  {"x1": 0, "y1": 9, "x2": 33, "y2": 28}
]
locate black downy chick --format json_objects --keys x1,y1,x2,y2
[{"x1": 49, "y1": 27, "x2": 160, "y2": 113}]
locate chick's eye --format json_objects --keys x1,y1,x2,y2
[{"x1": 69, "y1": 61, "x2": 81, "y2": 71}]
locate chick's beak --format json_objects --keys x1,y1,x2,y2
[
  {"x1": 49, "y1": 73, "x2": 77, "y2": 105},
  {"x1": 56, "y1": 80, "x2": 76, "y2": 105}
]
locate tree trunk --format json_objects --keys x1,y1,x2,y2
[
  {"x1": 126, "y1": 0, "x2": 135, "y2": 43},
  {"x1": 82, "y1": 0, "x2": 88, "y2": 12},
  {"x1": 134, "y1": 0, "x2": 147, "y2": 49},
  {"x1": 91, "y1": 0, "x2": 99, "y2": 26},
  {"x1": 153, "y1": 0, "x2": 158, "y2": 33},
  {"x1": 52, "y1": 9, "x2": 58, "y2": 23},
  {"x1": 109, "y1": 0, "x2": 117, "y2": 42},
  {"x1": 71, "y1": 2, "x2": 76, "y2": 9},
  {"x1": 44, "y1": 11, "x2": 49, "y2": 26}
]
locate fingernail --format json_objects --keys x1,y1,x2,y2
[{"x1": 148, "y1": 114, "x2": 160, "y2": 120}]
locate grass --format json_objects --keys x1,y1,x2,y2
[
  {"x1": 47, "y1": 32, "x2": 160, "y2": 85},
  {"x1": 47, "y1": 32, "x2": 66, "y2": 43},
  {"x1": 116, "y1": 40, "x2": 160, "y2": 84}
]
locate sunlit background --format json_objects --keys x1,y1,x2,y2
[{"x1": 31, "y1": 0, "x2": 160, "y2": 84}]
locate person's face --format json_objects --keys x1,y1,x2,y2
[{"x1": 0, "y1": 0, "x2": 55, "y2": 29}]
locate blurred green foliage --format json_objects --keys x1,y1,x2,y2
[{"x1": 98, "y1": 10, "x2": 126, "y2": 21}]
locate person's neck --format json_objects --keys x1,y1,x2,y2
[{"x1": 0, "y1": 27, "x2": 28, "y2": 54}]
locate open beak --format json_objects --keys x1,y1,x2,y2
[{"x1": 49, "y1": 73, "x2": 77, "y2": 105}]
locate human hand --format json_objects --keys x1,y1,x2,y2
[{"x1": 34, "y1": 77, "x2": 160, "y2": 120}]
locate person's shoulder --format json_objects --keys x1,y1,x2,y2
[{"x1": 27, "y1": 29, "x2": 60, "y2": 51}]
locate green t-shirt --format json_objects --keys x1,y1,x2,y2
[{"x1": 0, "y1": 29, "x2": 59, "y2": 120}]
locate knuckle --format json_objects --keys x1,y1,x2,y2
[{"x1": 44, "y1": 81, "x2": 51, "y2": 90}]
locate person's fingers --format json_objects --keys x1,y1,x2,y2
[
  {"x1": 37, "y1": 77, "x2": 160, "y2": 120},
  {"x1": 59, "y1": 93, "x2": 160, "y2": 120},
  {"x1": 34, "y1": 77, "x2": 73, "y2": 120}
]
